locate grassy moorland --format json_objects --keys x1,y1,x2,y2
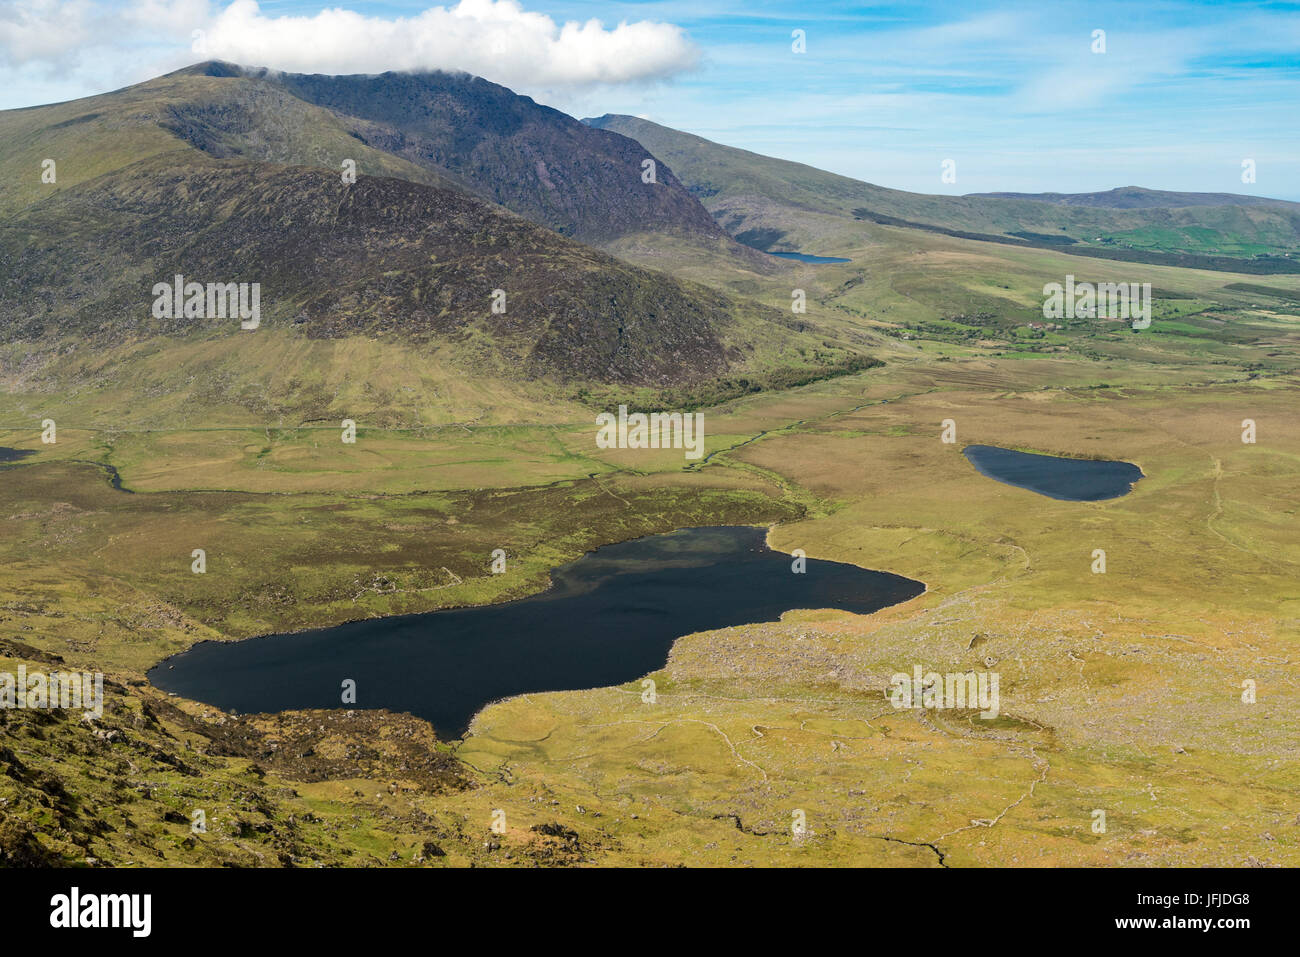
[
  {"x1": 456, "y1": 360, "x2": 1300, "y2": 866},
  {"x1": 3, "y1": 291, "x2": 1299, "y2": 864},
  {"x1": 3, "y1": 69, "x2": 1298, "y2": 867}
]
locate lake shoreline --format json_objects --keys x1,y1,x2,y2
[
  {"x1": 963, "y1": 444, "x2": 1144, "y2": 501},
  {"x1": 149, "y1": 524, "x2": 928, "y2": 740}
]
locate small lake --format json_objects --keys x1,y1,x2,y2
[
  {"x1": 149, "y1": 525, "x2": 924, "y2": 739},
  {"x1": 963, "y1": 445, "x2": 1143, "y2": 501},
  {"x1": 769, "y1": 251, "x2": 851, "y2": 264},
  {"x1": 0, "y1": 447, "x2": 36, "y2": 463}
]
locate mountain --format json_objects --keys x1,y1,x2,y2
[
  {"x1": 0, "y1": 153, "x2": 811, "y2": 386},
  {"x1": 967, "y1": 187, "x2": 1295, "y2": 210},
  {"x1": 0, "y1": 67, "x2": 866, "y2": 423},
  {"x1": 173, "y1": 62, "x2": 727, "y2": 247},
  {"x1": 583, "y1": 114, "x2": 1300, "y2": 269},
  {"x1": 0, "y1": 67, "x2": 460, "y2": 218}
]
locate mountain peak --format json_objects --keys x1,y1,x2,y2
[{"x1": 166, "y1": 59, "x2": 249, "y2": 79}]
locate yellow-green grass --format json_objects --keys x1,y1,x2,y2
[
  {"x1": 0, "y1": 331, "x2": 594, "y2": 431},
  {"x1": 454, "y1": 371, "x2": 1300, "y2": 866},
  {"x1": 4, "y1": 341, "x2": 1300, "y2": 866}
]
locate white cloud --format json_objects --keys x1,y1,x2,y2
[
  {"x1": 0, "y1": 0, "x2": 698, "y2": 103},
  {"x1": 196, "y1": 0, "x2": 699, "y2": 90},
  {"x1": 125, "y1": 0, "x2": 212, "y2": 35},
  {"x1": 0, "y1": 0, "x2": 97, "y2": 67}
]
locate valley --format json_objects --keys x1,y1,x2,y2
[
  {"x1": 3, "y1": 339, "x2": 1297, "y2": 866},
  {"x1": 2, "y1": 59, "x2": 1298, "y2": 870}
]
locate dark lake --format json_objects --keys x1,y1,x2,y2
[
  {"x1": 963, "y1": 445, "x2": 1143, "y2": 501},
  {"x1": 149, "y1": 525, "x2": 924, "y2": 740},
  {"x1": 769, "y1": 251, "x2": 851, "y2": 264},
  {"x1": 0, "y1": 447, "x2": 36, "y2": 463}
]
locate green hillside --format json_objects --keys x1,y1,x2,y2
[
  {"x1": 584, "y1": 114, "x2": 1300, "y2": 269},
  {"x1": 0, "y1": 68, "x2": 874, "y2": 425}
]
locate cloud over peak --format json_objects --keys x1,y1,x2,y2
[{"x1": 193, "y1": 0, "x2": 700, "y2": 90}]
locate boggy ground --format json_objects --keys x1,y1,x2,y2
[{"x1": 1, "y1": 351, "x2": 1297, "y2": 866}]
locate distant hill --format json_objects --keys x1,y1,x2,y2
[
  {"x1": 584, "y1": 114, "x2": 1300, "y2": 270},
  {"x1": 968, "y1": 187, "x2": 1297, "y2": 210}
]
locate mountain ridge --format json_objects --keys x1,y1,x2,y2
[
  {"x1": 583, "y1": 113, "x2": 1300, "y2": 267},
  {"x1": 967, "y1": 186, "x2": 1297, "y2": 210},
  {"x1": 172, "y1": 62, "x2": 729, "y2": 247}
]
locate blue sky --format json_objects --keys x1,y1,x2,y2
[{"x1": 3, "y1": 0, "x2": 1298, "y2": 198}]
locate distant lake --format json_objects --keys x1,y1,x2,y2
[
  {"x1": 149, "y1": 526, "x2": 924, "y2": 740},
  {"x1": 964, "y1": 445, "x2": 1142, "y2": 501},
  {"x1": 768, "y1": 251, "x2": 851, "y2": 264},
  {"x1": 0, "y1": 447, "x2": 36, "y2": 463}
]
